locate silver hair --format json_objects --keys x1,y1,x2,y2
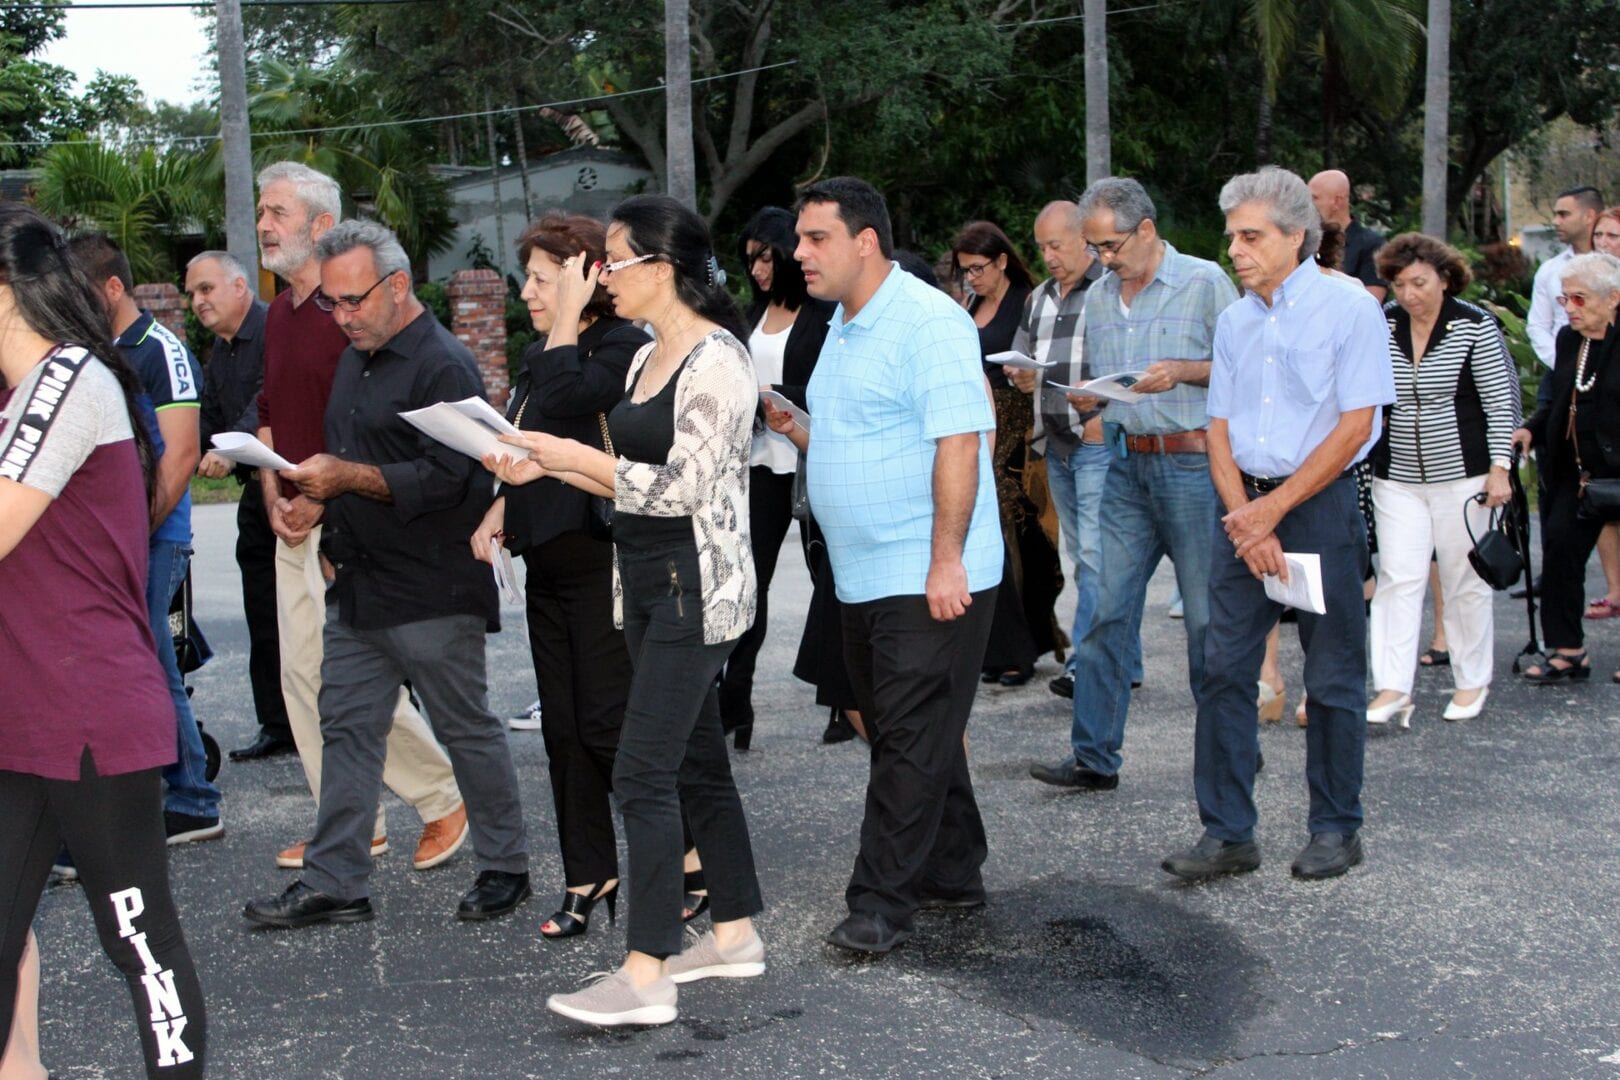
[
  {"x1": 314, "y1": 218, "x2": 412, "y2": 279},
  {"x1": 186, "y1": 249, "x2": 248, "y2": 283},
  {"x1": 1218, "y1": 166, "x2": 1322, "y2": 259},
  {"x1": 1075, "y1": 178, "x2": 1157, "y2": 232},
  {"x1": 256, "y1": 161, "x2": 343, "y2": 224},
  {"x1": 1561, "y1": 252, "x2": 1620, "y2": 298}
]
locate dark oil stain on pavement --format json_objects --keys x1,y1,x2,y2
[{"x1": 899, "y1": 880, "x2": 1266, "y2": 1061}]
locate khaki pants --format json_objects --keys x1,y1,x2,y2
[{"x1": 275, "y1": 528, "x2": 461, "y2": 840}]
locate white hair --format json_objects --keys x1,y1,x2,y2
[
  {"x1": 256, "y1": 161, "x2": 342, "y2": 224},
  {"x1": 186, "y1": 249, "x2": 247, "y2": 283},
  {"x1": 315, "y1": 218, "x2": 411, "y2": 279},
  {"x1": 1219, "y1": 166, "x2": 1322, "y2": 259},
  {"x1": 1562, "y1": 252, "x2": 1620, "y2": 298}
]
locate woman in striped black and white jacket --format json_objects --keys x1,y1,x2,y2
[{"x1": 1364, "y1": 233, "x2": 1517, "y2": 727}]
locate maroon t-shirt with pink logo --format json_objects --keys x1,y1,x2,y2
[{"x1": 0, "y1": 348, "x2": 173, "y2": 780}]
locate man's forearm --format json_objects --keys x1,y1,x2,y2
[
  {"x1": 1174, "y1": 359, "x2": 1212, "y2": 388},
  {"x1": 152, "y1": 454, "x2": 192, "y2": 525},
  {"x1": 1207, "y1": 419, "x2": 1248, "y2": 514},
  {"x1": 341, "y1": 462, "x2": 392, "y2": 502},
  {"x1": 931, "y1": 433, "x2": 980, "y2": 562}
]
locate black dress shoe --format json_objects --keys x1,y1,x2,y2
[
  {"x1": 1290, "y1": 832, "x2": 1363, "y2": 880},
  {"x1": 457, "y1": 870, "x2": 531, "y2": 920},
  {"x1": 229, "y1": 732, "x2": 297, "y2": 761},
  {"x1": 822, "y1": 708, "x2": 857, "y2": 744},
  {"x1": 1161, "y1": 834, "x2": 1261, "y2": 881},
  {"x1": 244, "y1": 880, "x2": 372, "y2": 927},
  {"x1": 916, "y1": 888, "x2": 986, "y2": 911},
  {"x1": 998, "y1": 664, "x2": 1034, "y2": 687},
  {"x1": 826, "y1": 910, "x2": 910, "y2": 953},
  {"x1": 1048, "y1": 674, "x2": 1074, "y2": 698},
  {"x1": 1028, "y1": 757, "x2": 1119, "y2": 790}
]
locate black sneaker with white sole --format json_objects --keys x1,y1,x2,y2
[
  {"x1": 164, "y1": 811, "x2": 224, "y2": 845},
  {"x1": 509, "y1": 699, "x2": 543, "y2": 730}
]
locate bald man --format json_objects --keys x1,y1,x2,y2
[{"x1": 1308, "y1": 170, "x2": 1387, "y2": 303}]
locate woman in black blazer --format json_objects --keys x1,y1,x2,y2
[
  {"x1": 471, "y1": 213, "x2": 647, "y2": 937},
  {"x1": 1513, "y1": 252, "x2": 1620, "y2": 683},
  {"x1": 716, "y1": 207, "x2": 835, "y2": 749}
]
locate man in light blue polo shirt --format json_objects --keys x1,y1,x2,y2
[
  {"x1": 1163, "y1": 167, "x2": 1394, "y2": 884},
  {"x1": 795, "y1": 177, "x2": 1001, "y2": 954}
]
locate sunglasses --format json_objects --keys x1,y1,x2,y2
[
  {"x1": 1556, "y1": 293, "x2": 1590, "y2": 309},
  {"x1": 601, "y1": 253, "x2": 661, "y2": 274}
]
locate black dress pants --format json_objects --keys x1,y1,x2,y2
[
  {"x1": 237, "y1": 480, "x2": 290, "y2": 741},
  {"x1": 1539, "y1": 474, "x2": 1607, "y2": 650},
  {"x1": 0, "y1": 754, "x2": 206, "y2": 1078},
  {"x1": 523, "y1": 531, "x2": 631, "y2": 887},
  {"x1": 718, "y1": 467, "x2": 801, "y2": 731},
  {"x1": 841, "y1": 587, "x2": 996, "y2": 929}
]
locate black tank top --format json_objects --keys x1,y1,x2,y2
[{"x1": 608, "y1": 356, "x2": 694, "y2": 552}]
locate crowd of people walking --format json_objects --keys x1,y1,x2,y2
[{"x1": 2, "y1": 154, "x2": 1617, "y2": 1073}]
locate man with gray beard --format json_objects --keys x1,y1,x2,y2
[{"x1": 251, "y1": 162, "x2": 467, "y2": 878}]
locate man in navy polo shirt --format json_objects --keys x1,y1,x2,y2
[{"x1": 71, "y1": 234, "x2": 223, "y2": 845}]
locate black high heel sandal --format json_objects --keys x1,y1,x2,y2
[
  {"x1": 1523, "y1": 650, "x2": 1590, "y2": 684},
  {"x1": 540, "y1": 881, "x2": 618, "y2": 940},
  {"x1": 682, "y1": 867, "x2": 709, "y2": 923}
]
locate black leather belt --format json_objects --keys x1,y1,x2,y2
[{"x1": 1241, "y1": 469, "x2": 1353, "y2": 494}]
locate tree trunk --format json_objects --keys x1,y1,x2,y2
[
  {"x1": 216, "y1": 0, "x2": 259, "y2": 292},
  {"x1": 512, "y1": 107, "x2": 534, "y2": 222},
  {"x1": 1083, "y1": 0, "x2": 1109, "y2": 183},
  {"x1": 1421, "y1": 0, "x2": 1451, "y2": 237},
  {"x1": 1255, "y1": 69, "x2": 1274, "y2": 166},
  {"x1": 485, "y1": 92, "x2": 506, "y2": 275},
  {"x1": 665, "y1": 0, "x2": 697, "y2": 209}
]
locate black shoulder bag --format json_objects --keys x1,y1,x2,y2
[{"x1": 588, "y1": 413, "x2": 615, "y2": 541}]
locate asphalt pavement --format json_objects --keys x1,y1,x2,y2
[{"x1": 27, "y1": 502, "x2": 1620, "y2": 1079}]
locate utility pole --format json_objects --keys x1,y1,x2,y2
[
  {"x1": 1421, "y1": 0, "x2": 1451, "y2": 237},
  {"x1": 485, "y1": 91, "x2": 506, "y2": 275},
  {"x1": 217, "y1": 0, "x2": 258, "y2": 290},
  {"x1": 665, "y1": 0, "x2": 697, "y2": 209},
  {"x1": 1083, "y1": 0, "x2": 1110, "y2": 183}
]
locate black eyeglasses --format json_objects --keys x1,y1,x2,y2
[
  {"x1": 313, "y1": 273, "x2": 395, "y2": 312},
  {"x1": 1085, "y1": 224, "x2": 1141, "y2": 258}
]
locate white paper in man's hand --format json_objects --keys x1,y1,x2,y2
[
  {"x1": 1262, "y1": 551, "x2": 1326, "y2": 614},
  {"x1": 210, "y1": 432, "x2": 295, "y2": 471},
  {"x1": 759, "y1": 389, "x2": 810, "y2": 432},
  {"x1": 988, "y1": 350, "x2": 1055, "y2": 371},
  {"x1": 1049, "y1": 371, "x2": 1151, "y2": 405},
  {"x1": 400, "y1": 397, "x2": 515, "y2": 463}
]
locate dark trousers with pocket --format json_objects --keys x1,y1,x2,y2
[
  {"x1": 523, "y1": 531, "x2": 631, "y2": 887},
  {"x1": 841, "y1": 587, "x2": 996, "y2": 930},
  {"x1": 0, "y1": 755, "x2": 206, "y2": 1078},
  {"x1": 613, "y1": 543, "x2": 763, "y2": 958},
  {"x1": 1539, "y1": 474, "x2": 1607, "y2": 650},
  {"x1": 1195, "y1": 476, "x2": 1369, "y2": 842},
  {"x1": 238, "y1": 480, "x2": 291, "y2": 742}
]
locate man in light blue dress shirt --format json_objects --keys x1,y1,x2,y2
[
  {"x1": 1028, "y1": 178, "x2": 1237, "y2": 793},
  {"x1": 1163, "y1": 167, "x2": 1395, "y2": 884},
  {"x1": 796, "y1": 177, "x2": 1002, "y2": 954}
]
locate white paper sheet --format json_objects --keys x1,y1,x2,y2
[
  {"x1": 209, "y1": 432, "x2": 296, "y2": 471},
  {"x1": 987, "y1": 349, "x2": 1055, "y2": 371},
  {"x1": 1262, "y1": 551, "x2": 1326, "y2": 614},
  {"x1": 759, "y1": 389, "x2": 810, "y2": 432},
  {"x1": 399, "y1": 397, "x2": 517, "y2": 463},
  {"x1": 491, "y1": 538, "x2": 523, "y2": 607},
  {"x1": 1049, "y1": 370, "x2": 1151, "y2": 405}
]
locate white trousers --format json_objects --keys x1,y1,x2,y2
[
  {"x1": 1369, "y1": 475, "x2": 1495, "y2": 695},
  {"x1": 275, "y1": 528, "x2": 461, "y2": 839}
]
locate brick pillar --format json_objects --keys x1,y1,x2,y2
[
  {"x1": 448, "y1": 268, "x2": 510, "y2": 408},
  {"x1": 133, "y1": 283, "x2": 187, "y2": 338}
]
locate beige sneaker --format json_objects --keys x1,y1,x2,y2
[
  {"x1": 414, "y1": 805, "x2": 469, "y2": 870},
  {"x1": 665, "y1": 927, "x2": 766, "y2": 984},
  {"x1": 276, "y1": 836, "x2": 388, "y2": 869},
  {"x1": 547, "y1": 969, "x2": 677, "y2": 1027}
]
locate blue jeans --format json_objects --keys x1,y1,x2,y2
[
  {"x1": 147, "y1": 540, "x2": 221, "y2": 818},
  {"x1": 1070, "y1": 451, "x2": 1217, "y2": 775},
  {"x1": 1195, "y1": 476, "x2": 1368, "y2": 841},
  {"x1": 1046, "y1": 440, "x2": 1143, "y2": 681}
]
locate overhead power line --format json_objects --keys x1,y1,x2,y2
[
  {"x1": 0, "y1": 0, "x2": 428, "y2": 9},
  {"x1": 0, "y1": 60, "x2": 800, "y2": 150}
]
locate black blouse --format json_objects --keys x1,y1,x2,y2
[
  {"x1": 971, "y1": 283, "x2": 1031, "y2": 390},
  {"x1": 501, "y1": 316, "x2": 648, "y2": 553},
  {"x1": 1525, "y1": 321, "x2": 1620, "y2": 484}
]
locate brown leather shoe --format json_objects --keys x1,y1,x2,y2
[
  {"x1": 276, "y1": 836, "x2": 389, "y2": 869},
  {"x1": 414, "y1": 805, "x2": 469, "y2": 870}
]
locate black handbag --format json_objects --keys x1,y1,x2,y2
[
  {"x1": 1568, "y1": 384, "x2": 1620, "y2": 520},
  {"x1": 588, "y1": 413, "x2": 615, "y2": 541},
  {"x1": 1464, "y1": 493, "x2": 1523, "y2": 590}
]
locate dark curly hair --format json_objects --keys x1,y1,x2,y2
[
  {"x1": 1376, "y1": 232, "x2": 1473, "y2": 295},
  {"x1": 515, "y1": 212, "x2": 616, "y2": 323}
]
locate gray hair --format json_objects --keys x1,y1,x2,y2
[
  {"x1": 1218, "y1": 166, "x2": 1322, "y2": 259},
  {"x1": 315, "y1": 218, "x2": 412, "y2": 280},
  {"x1": 1562, "y1": 252, "x2": 1620, "y2": 298},
  {"x1": 1076, "y1": 178, "x2": 1157, "y2": 232},
  {"x1": 256, "y1": 161, "x2": 342, "y2": 224},
  {"x1": 1036, "y1": 199, "x2": 1086, "y2": 233},
  {"x1": 186, "y1": 249, "x2": 248, "y2": 283}
]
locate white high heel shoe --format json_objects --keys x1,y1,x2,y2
[
  {"x1": 1443, "y1": 688, "x2": 1488, "y2": 722},
  {"x1": 1366, "y1": 694, "x2": 1414, "y2": 730}
]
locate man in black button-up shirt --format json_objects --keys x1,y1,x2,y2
[
  {"x1": 187, "y1": 250, "x2": 294, "y2": 760},
  {"x1": 243, "y1": 220, "x2": 531, "y2": 929}
]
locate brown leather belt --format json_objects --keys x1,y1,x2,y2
[{"x1": 1124, "y1": 430, "x2": 1208, "y2": 455}]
